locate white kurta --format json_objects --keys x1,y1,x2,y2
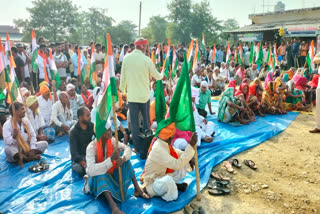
[
  {"x1": 194, "y1": 108, "x2": 215, "y2": 145},
  {"x1": 69, "y1": 95, "x2": 84, "y2": 120},
  {"x1": 25, "y1": 108, "x2": 45, "y2": 133},
  {"x1": 50, "y1": 101, "x2": 74, "y2": 127},
  {"x1": 38, "y1": 95, "x2": 53, "y2": 127}
]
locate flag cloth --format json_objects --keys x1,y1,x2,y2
[
  {"x1": 255, "y1": 42, "x2": 260, "y2": 61},
  {"x1": 77, "y1": 48, "x2": 86, "y2": 84},
  {"x1": 0, "y1": 37, "x2": 4, "y2": 74},
  {"x1": 155, "y1": 53, "x2": 195, "y2": 136},
  {"x1": 151, "y1": 49, "x2": 155, "y2": 64},
  {"x1": 0, "y1": 39, "x2": 7, "y2": 99},
  {"x1": 266, "y1": 44, "x2": 272, "y2": 70},
  {"x1": 155, "y1": 80, "x2": 166, "y2": 124},
  {"x1": 256, "y1": 42, "x2": 264, "y2": 67},
  {"x1": 31, "y1": 29, "x2": 38, "y2": 71},
  {"x1": 48, "y1": 49, "x2": 61, "y2": 89},
  {"x1": 239, "y1": 45, "x2": 243, "y2": 63},
  {"x1": 89, "y1": 43, "x2": 97, "y2": 87},
  {"x1": 226, "y1": 43, "x2": 231, "y2": 65},
  {"x1": 192, "y1": 39, "x2": 199, "y2": 71},
  {"x1": 201, "y1": 33, "x2": 206, "y2": 57},
  {"x1": 95, "y1": 33, "x2": 118, "y2": 141},
  {"x1": 161, "y1": 39, "x2": 171, "y2": 79},
  {"x1": 171, "y1": 45, "x2": 178, "y2": 77},
  {"x1": 155, "y1": 44, "x2": 161, "y2": 68},
  {"x1": 273, "y1": 43, "x2": 278, "y2": 67},
  {"x1": 211, "y1": 44, "x2": 216, "y2": 63},
  {"x1": 187, "y1": 40, "x2": 194, "y2": 69},
  {"x1": 249, "y1": 43, "x2": 254, "y2": 64},
  {"x1": 306, "y1": 40, "x2": 315, "y2": 71},
  {"x1": 234, "y1": 48, "x2": 238, "y2": 64}
]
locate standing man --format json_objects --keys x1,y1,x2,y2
[
  {"x1": 94, "y1": 44, "x2": 105, "y2": 72},
  {"x1": 120, "y1": 38, "x2": 164, "y2": 153},
  {"x1": 310, "y1": 54, "x2": 320, "y2": 133},
  {"x1": 70, "y1": 107, "x2": 94, "y2": 176},
  {"x1": 11, "y1": 47, "x2": 25, "y2": 83},
  {"x1": 53, "y1": 43, "x2": 68, "y2": 81},
  {"x1": 215, "y1": 45, "x2": 223, "y2": 67},
  {"x1": 17, "y1": 43, "x2": 32, "y2": 85}
]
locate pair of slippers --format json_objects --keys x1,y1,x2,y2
[
  {"x1": 208, "y1": 179, "x2": 230, "y2": 196},
  {"x1": 221, "y1": 159, "x2": 257, "y2": 173},
  {"x1": 28, "y1": 160, "x2": 49, "y2": 173},
  {"x1": 184, "y1": 203, "x2": 206, "y2": 214}
]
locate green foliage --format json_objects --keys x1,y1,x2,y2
[
  {"x1": 220, "y1": 18, "x2": 240, "y2": 45},
  {"x1": 110, "y1": 21, "x2": 137, "y2": 45},
  {"x1": 141, "y1": 16, "x2": 168, "y2": 45}
]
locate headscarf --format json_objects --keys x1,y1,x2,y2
[
  {"x1": 286, "y1": 80, "x2": 295, "y2": 92},
  {"x1": 308, "y1": 74, "x2": 319, "y2": 88},
  {"x1": 295, "y1": 76, "x2": 308, "y2": 90},
  {"x1": 26, "y1": 96, "x2": 38, "y2": 107},
  {"x1": 274, "y1": 77, "x2": 282, "y2": 89},
  {"x1": 282, "y1": 73, "x2": 289, "y2": 82},
  {"x1": 242, "y1": 78, "x2": 250, "y2": 84},
  {"x1": 235, "y1": 68, "x2": 245, "y2": 80},
  {"x1": 158, "y1": 123, "x2": 176, "y2": 140},
  {"x1": 264, "y1": 71, "x2": 274, "y2": 88},
  {"x1": 303, "y1": 69, "x2": 310, "y2": 79},
  {"x1": 39, "y1": 81, "x2": 49, "y2": 88},
  {"x1": 40, "y1": 85, "x2": 52, "y2": 100},
  {"x1": 235, "y1": 83, "x2": 249, "y2": 101},
  {"x1": 228, "y1": 80, "x2": 236, "y2": 89},
  {"x1": 66, "y1": 83, "x2": 75, "y2": 92},
  {"x1": 285, "y1": 69, "x2": 294, "y2": 80},
  {"x1": 218, "y1": 88, "x2": 237, "y2": 121}
]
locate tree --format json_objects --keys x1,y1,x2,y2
[
  {"x1": 14, "y1": 0, "x2": 79, "y2": 42},
  {"x1": 220, "y1": 18, "x2": 239, "y2": 45},
  {"x1": 141, "y1": 16, "x2": 168, "y2": 45},
  {"x1": 110, "y1": 21, "x2": 137, "y2": 45}
]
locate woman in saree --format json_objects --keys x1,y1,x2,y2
[
  {"x1": 308, "y1": 74, "x2": 319, "y2": 105},
  {"x1": 218, "y1": 88, "x2": 250, "y2": 125},
  {"x1": 283, "y1": 80, "x2": 310, "y2": 111},
  {"x1": 234, "y1": 64, "x2": 246, "y2": 86},
  {"x1": 261, "y1": 81, "x2": 286, "y2": 114},
  {"x1": 248, "y1": 78, "x2": 265, "y2": 116},
  {"x1": 264, "y1": 71, "x2": 274, "y2": 89},
  {"x1": 295, "y1": 76, "x2": 313, "y2": 108},
  {"x1": 235, "y1": 83, "x2": 256, "y2": 121}
]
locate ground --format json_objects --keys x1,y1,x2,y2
[{"x1": 173, "y1": 109, "x2": 320, "y2": 214}]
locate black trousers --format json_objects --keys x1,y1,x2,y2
[{"x1": 197, "y1": 108, "x2": 208, "y2": 118}]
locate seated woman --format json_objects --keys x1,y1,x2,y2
[
  {"x1": 261, "y1": 81, "x2": 286, "y2": 114},
  {"x1": 218, "y1": 88, "x2": 250, "y2": 125},
  {"x1": 248, "y1": 78, "x2": 265, "y2": 116},
  {"x1": 234, "y1": 64, "x2": 246, "y2": 85},
  {"x1": 308, "y1": 74, "x2": 319, "y2": 105},
  {"x1": 283, "y1": 79, "x2": 310, "y2": 111},
  {"x1": 264, "y1": 71, "x2": 274, "y2": 89},
  {"x1": 235, "y1": 83, "x2": 256, "y2": 122},
  {"x1": 295, "y1": 76, "x2": 313, "y2": 109}
]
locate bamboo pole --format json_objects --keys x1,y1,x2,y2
[
  {"x1": 193, "y1": 144, "x2": 201, "y2": 201},
  {"x1": 112, "y1": 95, "x2": 125, "y2": 201}
]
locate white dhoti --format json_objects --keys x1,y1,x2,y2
[
  {"x1": 316, "y1": 88, "x2": 320, "y2": 129},
  {"x1": 152, "y1": 167, "x2": 188, "y2": 202},
  {"x1": 5, "y1": 141, "x2": 48, "y2": 162},
  {"x1": 195, "y1": 121, "x2": 215, "y2": 146}
]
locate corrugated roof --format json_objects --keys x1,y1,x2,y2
[{"x1": 0, "y1": 25, "x2": 21, "y2": 34}]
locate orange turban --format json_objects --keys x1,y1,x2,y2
[
  {"x1": 158, "y1": 123, "x2": 176, "y2": 140},
  {"x1": 40, "y1": 85, "x2": 52, "y2": 100}
]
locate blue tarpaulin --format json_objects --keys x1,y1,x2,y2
[{"x1": 0, "y1": 101, "x2": 298, "y2": 213}]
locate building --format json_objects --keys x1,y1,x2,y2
[
  {"x1": 0, "y1": 25, "x2": 23, "y2": 42},
  {"x1": 228, "y1": 6, "x2": 320, "y2": 51}
]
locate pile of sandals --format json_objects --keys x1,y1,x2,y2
[{"x1": 28, "y1": 160, "x2": 49, "y2": 173}]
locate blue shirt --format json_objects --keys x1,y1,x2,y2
[
  {"x1": 292, "y1": 42, "x2": 300, "y2": 55},
  {"x1": 72, "y1": 54, "x2": 87, "y2": 76},
  {"x1": 216, "y1": 50, "x2": 223, "y2": 62}
]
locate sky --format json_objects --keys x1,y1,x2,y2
[{"x1": 0, "y1": 0, "x2": 320, "y2": 29}]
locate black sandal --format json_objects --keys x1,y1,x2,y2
[
  {"x1": 39, "y1": 160, "x2": 49, "y2": 171},
  {"x1": 229, "y1": 159, "x2": 242, "y2": 168},
  {"x1": 208, "y1": 187, "x2": 230, "y2": 196},
  {"x1": 244, "y1": 159, "x2": 257, "y2": 170},
  {"x1": 28, "y1": 163, "x2": 43, "y2": 173},
  {"x1": 208, "y1": 180, "x2": 229, "y2": 189}
]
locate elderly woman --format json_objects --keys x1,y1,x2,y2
[
  {"x1": 283, "y1": 79, "x2": 310, "y2": 111},
  {"x1": 248, "y1": 78, "x2": 265, "y2": 116},
  {"x1": 234, "y1": 64, "x2": 246, "y2": 85},
  {"x1": 261, "y1": 80, "x2": 286, "y2": 114},
  {"x1": 235, "y1": 83, "x2": 256, "y2": 121}
]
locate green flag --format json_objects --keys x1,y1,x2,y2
[
  {"x1": 155, "y1": 80, "x2": 166, "y2": 124},
  {"x1": 256, "y1": 42, "x2": 264, "y2": 67},
  {"x1": 155, "y1": 54, "x2": 195, "y2": 136},
  {"x1": 249, "y1": 43, "x2": 254, "y2": 64}
]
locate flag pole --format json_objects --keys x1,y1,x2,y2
[
  {"x1": 193, "y1": 143, "x2": 201, "y2": 201},
  {"x1": 112, "y1": 95, "x2": 125, "y2": 201}
]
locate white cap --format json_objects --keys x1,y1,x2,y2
[
  {"x1": 66, "y1": 83, "x2": 75, "y2": 92},
  {"x1": 201, "y1": 81, "x2": 208, "y2": 88}
]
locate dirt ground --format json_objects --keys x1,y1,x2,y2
[{"x1": 174, "y1": 108, "x2": 320, "y2": 214}]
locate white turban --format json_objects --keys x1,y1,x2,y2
[
  {"x1": 66, "y1": 83, "x2": 75, "y2": 92},
  {"x1": 20, "y1": 87, "x2": 29, "y2": 97},
  {"x1": 214, "y1": 66, "x2": 220, "y2": 71},
  {"x1": 201, "y1": 81, "x2": 208, "y2": 88}
]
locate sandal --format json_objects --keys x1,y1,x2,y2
[
  {"x1": 221, "y1": 161, "x2": 234, "y2": 173},
  {"x1": 229, "y1": 159, "x2": 242, "y2": 168},
  {"x1": 190, "y1": 203, "x2": 206, "y2": 214},
  {"x1": 28, "y1": 163, "x2": 43, "y2": 173},
  {"x1": 210, "y1": 172, "x2": 230, "y2": 181},
  {"x1": 208, "y1": 187, "x2": 230, "y2": 196},
  {"x1": 244, "y1": 159, "x2": 257, "y2": 170},
  {"x1": 183, "y1": 205, "x2": 196, "y2": 214},
  {"x1": 208, "y1": 180, "x2": 229, "y2": 189},
  {"x1": 39, "y1": 160, "x2": 49, "y2": 171}
]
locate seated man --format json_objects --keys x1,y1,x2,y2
[
  {"x1": 142, "y1": 123, "x2": 197, "y2": 201},
  {"x1": 66, "y1": 83, "x2": 85, "y2": 120},
  {"x1": 196, "y1": 81, "x2": 214, "y2": 117},
  {"x1": 50, "y1": 92, "x2": 75, "y2": 136},
  {"x1": 3, "y1": 102, "x2": 48, "y2": 163},
  {"x1": 247, "y1": 64, "x2": 258, "y2": 81},
  {"x1": 191, "y1": 67, "x2": 203, "y2": 88},
  {"x1": 38, "y1": 85, "x2": 55, "y2": 128},
  {"x1": 26, "y1": 96, "x2": 55, "y2": 143},
  {"x1": 85, "y1": 119, "x2": 148, "y2": 214},
  {"x1": 69, "y1": 107, "x2": 94, "y2": 176},
  {"x1": 212, "y1": 66, "x2": 226, "y2": 91}
]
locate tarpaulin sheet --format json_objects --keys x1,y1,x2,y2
[{"x1": 0, "y1": 101, "x2": 298, "y2": 214}]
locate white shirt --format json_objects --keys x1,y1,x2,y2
[
  {"x1": 53, "y1": 52, "x2": 68, "y2": 77},
  {"x1": 220, "y1": 68, "x2": 229, "y2": 80},
  {"x1": 25, "y1": 108, "x2": 45, "y2": 133},
  {"x1": 192, "y1": 75, "x2": 203, "y2": 86},
  {"x1": 17, "y1": 53, "x2": 30, "y2": 78},
  {"x1": 69, "y1": 94, "x2": 84, "y2": 120},
  {"x1": 213, "y1": 72, "x2": 224, "y2": 81},
  {"x1": 38, "y1": 95, "x2": 53, "y2": 127},
  {"x1": 86, "y1": 138, "x2": 132, "y2": 177},
  {"x1": 3, "y1": 117, "x2": 37, "y2": 149},
  {"x1": 50, "y1": 101, "x2": 73, "y2": 127}
]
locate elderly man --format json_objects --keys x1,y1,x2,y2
[
  {"x1": 50, "y1": 91, "x2": 75, "y2": 136},
  {"x1": 310, "y1": 55, "x2": 320, "y2": 133},
  {"x1": 220, "y1": 63, "x2": 229, "y2": 82},
  {"x1": 3, "y1": 102, "x2": 48, "y2": 163},
  {"x1": 191, "y1": 67, "x2": 203, "y2": 87},
  {"x1": 120, "y1": 38, "x2": 164, "y2": 153},
  {"x1": 213, "y1": 66, "x2": 226, "y2": 91},
  {"x1": 142, "y1": 123, "x2": 197, "y2": 201},
  {"x1": 66, "y1": 83, "x2": 85, "y2": 120},
  {"x1": 38, "y1": 85, "x2": 55, "y2": 128},
  {"x1": 196, "y1": 81, "x2": 214, "y2": 117},
  {"x1": 85, "y1": 119, "x2": 148, "y2": 214},
  {"x1": 247, "y1": 64, "x2": 259, "y2": 81}
]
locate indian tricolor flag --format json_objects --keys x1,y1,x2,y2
[
  {"x1": 273, "y1": 43, "x2": 278, "y2": 67},
  {"x1": 31, "y1": 29, "x2": 38, "y2": 71},
  {"x1": 255, "y1": 42, "x2": 260, "y2": 61},
  {"x1": 171, "y1": 45, "x2": 178, "y2": 77},
  {"x1": 187, "y1": 39, "x2": 194, "y2": 69},
  {"x1": 226, "y1": 43, "x2": 231, "y2": 64},
  {"x1": 192, "y1": 39, "x2": 199, "y2": 71},
  {"x1": 266, "y1": 44, "x2": 272, "y2": 70},
  {"x1": 89, "y1": 43, "x2": 97, "y2": 87},
  {"x1": 96, "y1": 33, "x2": 118, "y2": 141},
  {"x1": 48, "y1": 49, "x2": 61, "y2": 88},
  {"x1": 211, "y1": 44, "x2": 216, "y2": 63},
  {"x1": 151, "y1": 49, "x2": 155, "y2": 64},
  {"x1": 239, "y1": 44, "x2": 243, "y2": 63},
  {"x1": 201, "y1": 33, "x2": 206, "y2": 57},
  {"x1": 155, "y1": 43, "x2": 161, "y2": 67},
  {"x1": 306, "y1": 40, "x2": 315, "y2": 71},
  {"x1": 5, "y1": 33, "x2": 19, "y2": 103},
  {"x1": 77, "y1": 48, "x2": 86, "y2": 84},
  {"x1": 0, "y1": 37, "x2": 6, "y2": 99},
  {"x1": 161, "y1": 38, "x2": 171, "y2": 78}
]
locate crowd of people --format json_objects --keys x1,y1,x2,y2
[{"x1": 0, "y1": 36, "x2": 320, "y2": 214}]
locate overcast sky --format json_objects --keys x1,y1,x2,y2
[{"x1": 0, "y1": 0, "x2": 319, "y2": 28}]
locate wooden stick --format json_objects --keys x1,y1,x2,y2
[
  {"x1": 193, "y1": 144, "x2": 201, "y2": 201},
  {"x1": 304, "y1": 60, "x2": 307, "y2": 69},
  {"x1": 295, "y1": 56, "x2": 300, "y2": 68},
  {"x1": 112, "y1": 95, "x2": 125, "y2": 202}
]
